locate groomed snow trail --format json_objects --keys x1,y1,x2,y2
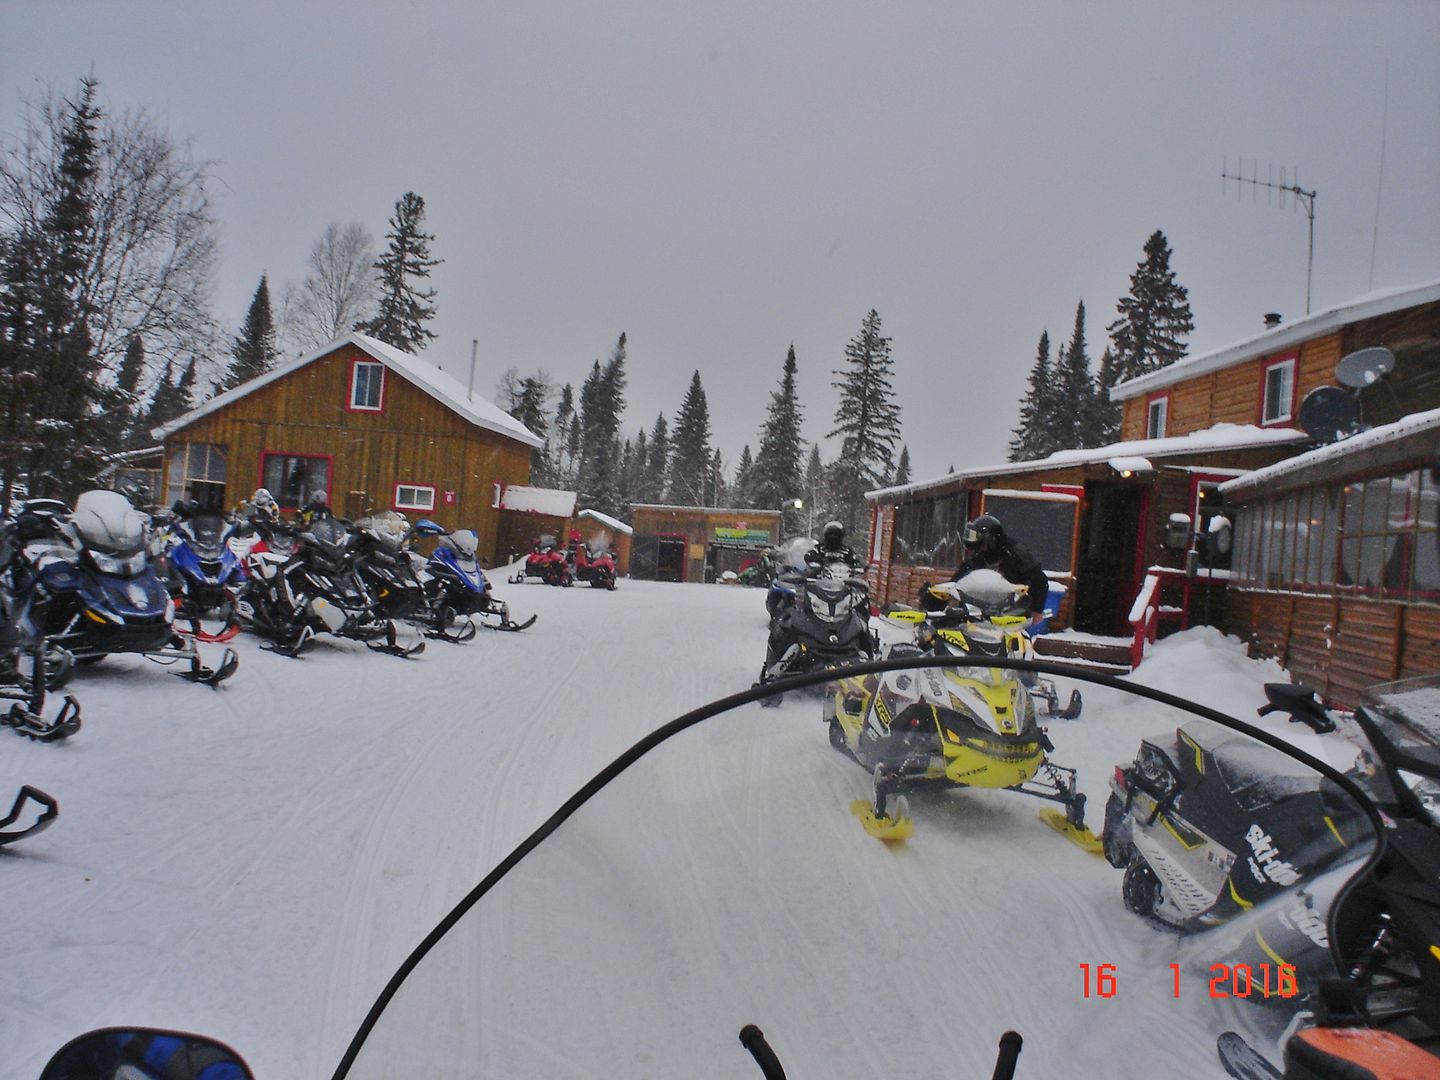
[{"x1": 0, "y1": 581, "x2": 1321, "y2": 1078}]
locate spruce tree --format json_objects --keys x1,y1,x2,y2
[
  {"x1": 893, "y1": 444, "x2": 911, "y2": 486},
  {"x1": 574, "y1": 333, "x2": 628, "y2": 517},
  {"x1": 549, "y1": 383, "x2": 577, "y2": 486},
  {"x1": 733, "y1": 444, "x2": 755, "y2": 506},
  {"x1": 1107, "y1": 229, "x2": 1194, "y2": 383},
  {"x1": 750, "y1": 344, "x2": 806, "y2": 529},
  {"x1": 223, "y1": 275, "x2": 278, "y2": 390},
  {"x1": 666, "y1": 371, "x2": 712, "y2": 505},
  {"x1": 356, "y1": 192, "x2": 441, "y2": 352},
  {"x1": 1008, "y1": 330, "x2": 1055, "y2": 462},
  {"x1": 644, "y1": 413, "x2": 669, "y2": 503},
  {"x1": 503, "y1": 372, "x2": 551, "y2": 478},
  {"x1": 143, "y1": 358, "x2": 193, "y2": 432},
  {"x1": 113, "y1": 333, "x2": 146, "y2": 447},
  {"x1": 802, "y1": 444, "x2": 834, "y2": 538},
  {"x1": 828, "y1": 309, "x2": 901, "y2": 536},
  {"x1": 1055, "y1": 301, "x2": 1096, "y2": 450}
]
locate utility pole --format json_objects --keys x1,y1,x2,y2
[{"x1": 1221, "y1": 160, "x2": 1318, "y2": 314}]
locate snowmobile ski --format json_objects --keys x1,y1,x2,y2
[
  {"x1": 261, "y1": 625, "x2": 315, "y2": 658},
  {"x1": 0, "y1": 785, "x2": 58, "y2": 846},
  {"x1": 851, "y1": 798, "x2": 914, "y2": 842},
  {"x1": 1216, "y1": 1032, "x2": 1280, "y2": 1080},
  {"x1": 1038, "y1": 808, "x2": 1103, "y2": 855},
  {"x1": 490, "y1": 612, "x2": 537, "y2": 632},
  {"x1": 366, "y1": 621, "x2": 426, "y2": 658},
  {"x1": 422, "y1": 615, "x2": 478, "y2": 644},
  {"x1": 175, "y1": 646, "x2": 239, "y2": 687},
  {"x1": 3, "y1": 695, "x2": 81, "y2": 742}
]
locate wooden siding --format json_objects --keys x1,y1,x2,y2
[
  {"x1": 1224, "y1": 589, "x2": 1440, "y2": 708},
  {"x1": 161, "y1": 343, "x2": 533, "y2": 561},
  {"x1": 630, "y1": 507, "x2": 782, "y2": 584}
]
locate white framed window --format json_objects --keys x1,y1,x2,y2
[
  {"x1": 1261, "y1": 356, "x2": 1297, "y2": 425},
  {"x1": 350, "y1": 361, "x2": 385, "y2": 411},
  {"x1": 394, "y1": 483, "x2": 436, "y2": 512},
  {"x1": 1146, "y1": 395, "x2": 1168, "y2": 439}
]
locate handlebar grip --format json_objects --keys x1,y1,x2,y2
[
  {"x1": 992, "y1": 1030, "x2": 1024, "y2": 1080},
  {"x1": 738, "y1": 1025, "x2": 786, "y2": 1080}
]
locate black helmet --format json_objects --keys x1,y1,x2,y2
[
  {"x1": 822, "y1": 520, "x2": 845, "y2": 547},
  {"x1": 963, "y1": 514, "x2": 1003, "y2": 555}
]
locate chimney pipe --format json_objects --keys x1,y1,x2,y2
[{"x1": 1264, "y1": 312, "x2": 1283, "y2": 329}]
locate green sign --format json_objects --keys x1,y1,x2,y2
[{"x1": 714, "y1": 527, "x2": 771, "y2": 546}]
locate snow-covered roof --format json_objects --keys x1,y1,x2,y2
[
  {"x1": 500, "y1": 485, "x2": 577, "y2": 517},
  {"x1": 577, "y1": 508, "x2": 633, "y2": 535},
  {"x1": 1220, "y1": 406, "x2": 1440, "y2": 501},
  {"x1": 868, "y1": 423, "x2": 1308, "y2": 502},
  {"x1": 1112, "y1": 277, "x2": 1440, "y2": 401},
  {"x1": 152, "y1": 332, "x2": 544, "y2": 448}
]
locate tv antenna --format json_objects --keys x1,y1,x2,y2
[{"x1": 1221, "y1": 159, "x2": 1318, "y2": 314}]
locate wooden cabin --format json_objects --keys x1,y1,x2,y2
[
  {"x1": 154, "y1": 333, "x2": 542, "y2": 562},
  {"x1": 866, "y1": 279, "x2": 1440, "y2": 671},
  {"x1": 629, "y1": 505, "x2": 782, "y2": 583},
  {"x1": 1220, "y1": 408, "x2": 1440, "y2": 707}
]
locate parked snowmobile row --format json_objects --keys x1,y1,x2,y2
[{"x1": 509, "y1": 531, "x2": 619, "y2": 589}]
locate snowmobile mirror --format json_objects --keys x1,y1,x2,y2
[
  {"x1": 1258, "y1": 682, "x2": 1335, "y2": 733},
  {"x1": 40, "y1": 1027, "x2": 255, "y2": 1080}
]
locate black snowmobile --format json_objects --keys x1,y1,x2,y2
[
  {"x1": 33, "y1": 657, "x2": 1426, "y2": 1080},
  {"x1": 756, "y1": 554, "x2": 875, "y2": 700},
  {"x1": 0, "y1": 511, "x2": 80, "y2": 741}
]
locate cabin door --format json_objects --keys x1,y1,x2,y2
[{"x1": 1072, "y1": 483, "x2": 1150, "y2": 635}]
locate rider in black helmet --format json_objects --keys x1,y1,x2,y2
[
  {"x1": 805, "y1": 520, "x2": 860, "y2": 573},
  {"x1": 922, "y1": 514, "x2": 1049, "y2": 622}
]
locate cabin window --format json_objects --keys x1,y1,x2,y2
[
  {"x1": 891, "y1": 492, "x2": 966, "y2": 566},
  {"x1": 1145, "y1": 394, "x2": 1168, "y2": 439},
  {"x1": 262, "y1": 452, "x2": 331, "y2": 510},
  {"x1": 1261, "y1": 356, "x2": 1297, "y2": 425},
  {"x1": 350, "y1": 360, "x2": 385, "y2": 412},
  {"x1": 166, "y1": 442, "x2": 227, "y2": 511},
  {"x1": 394, "y1": 483, "x2": 436, "y2": 512}
]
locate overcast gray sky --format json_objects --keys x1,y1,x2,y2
[{"x1": 6, "y1": 1, "x2": 1438, "y2": 490}]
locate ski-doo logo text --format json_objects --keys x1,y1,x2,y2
[{"x1": 1244, "y1": 824, "x2": 1300, "y2": 887}]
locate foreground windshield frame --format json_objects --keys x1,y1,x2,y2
[{"x1": 330, "y1": 655, "x2": 1388, "y2": 1080}]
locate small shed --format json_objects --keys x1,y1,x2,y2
[
  {"x1": 494, "y1": 485, "x2": 577, "y2": 564},
  {"x1": 629, "y1": 505, "x2": 783, "y2": 583}
]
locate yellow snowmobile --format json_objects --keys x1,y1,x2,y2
[{"x1": 826, "y1": 577, "x2": 1097, "y2": 849}]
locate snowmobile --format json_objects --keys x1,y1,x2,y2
[
  {"x1": 509, "y1": 536, "x2": 571, "y2": 586},
  {"x1": 352, "y1": 511, "x2": 434, "y2": 622},
  {"x1": 763, "y1": 535, "x2": 816, "y2": 622},
  {"x1": 0, "y1": 784, "x2": 58, "y2": 847},
  {"x1": 233, "y1": 518, "x2": 318, "y2": 656},
  {"x1": 156, "y1": 501, "x2": 251, "y2": 642},
  {"x1": 419, "y1": 526, "x2": 536, "y2": 640},
  {"x1": 823, "y1": 638, "x2": 1097, "y2": 847},
  {"x1": 33, "y1": 656, "x2": 1415, "y2": 1080},
  {"x1": 0, "y1": 516, "x2": 79, "y2": 741},
  {"x1": 884, "y1": 572, "x2": 1082, "y2": 721},
  {"x1": 566, "y1": 531, "x2": 618, "y2": 590},
  {"x1": 755, "y1": 555, "x2": 874, "y2": 701},
  {"x1": 12, "y1": 491, "x2": 237, "y2": 687}
]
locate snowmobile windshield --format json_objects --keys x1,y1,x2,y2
[
  {"x1": 307, "y1": 518, "x2": 353, "y2": 559},
  {"x1": 360, "y1": 511, "x2": 410, "y2": 551},
  {"x1": 447, "y1": 530, "x2": 480, "y2": 560},
  {"x1": 184, "y1": 516, "x2": 228, "y2": 560},
  {"x1": 336, "y1": 659, "x2": 1384, "y2": 1080},
  {"x1": 71, "y1": 490, "x2": 147, "y2": 557},
  {"x1": 1359, "y1": 676, "x2": 1440, "y2": 770},
  {"x1": 775, "y1": 535, "x2": 816, "y2": 571}
]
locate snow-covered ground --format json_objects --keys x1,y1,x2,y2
[{"x1": 0, "y1": 579, "x2": 1361, "y2": 1079}]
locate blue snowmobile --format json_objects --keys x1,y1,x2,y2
[
  {"x1": 15, "y1": 491, "x2": 237, "y2": 687},
  {"x1": 158, "y1": 500, "x2": 249, "y2": 641},
  {"x1": 419, "y1": 525, "x2": 536, "y2": 641}
]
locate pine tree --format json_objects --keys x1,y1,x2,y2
[
  {"x1": 1089, "y1": 347, "x2": 1123, "y2": 446},
  {"x1": 501, "y1": 371, "x2": 551, "y2": 478},
  {"x1": 143, "y1": 357, "x2": 195, "y2": 432},
  {"x1": 644, "y1": 413, "x2": 669, "y2": 503},
  {"x1": 733, "y1": 444, "x2": 756, "y2": 506},
  {"x1": 1107, "y1": 229, "x2": 1194, "y2": 383},
  {"x1": 1054, "y1": 301, "x2": 1096, "y2": 450},
  {"x1": 828, "y1": 309, "x2": 901, "y2": 536},
  {"x1": 113, "y1": 333, "x2": 146, "y2": 447},
  {"x1": 223, "y1": 275, "x2": 278, "y2": 390},
  {"x1": 750, "y1": 343, "x2": 806, "y2": 529},
  {"x1": 1008, "y1": 330, "x2": 1056, "y2": 462},
  {"x1": 801, "y1": 443, "x2": 834, "y2": 538},
  {"x1": 356, "y1": 192, "x2": 441, "y2": 352},
  {"x1": 708, "y1": 447, "x2": 725, "y2": 507},
  {"x1": 666, "y1": 370, "x2": 712, "y2": 505},
  {"x1": 574, "y1": 333, "x2": 628, "y2": 517},
  {"x1": 621, "y1": 427, "x2": 648, "y2": 515},
  {"x1": 9, "y1": 77, "x2": 116, "y2": 498},
  {"x1": 893, "y1": 444, "x2": 911, "y2": 486},
  {"x1": 549, "y1": 383, "x2": 577, "y2": 486}
]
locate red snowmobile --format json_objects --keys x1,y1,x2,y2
[
  {"x1": 510, "y1": 537, "x2": 571, "y2": 587},
  {"x1": 567, "y1": 531, "x2": 618, "y2": 590}
]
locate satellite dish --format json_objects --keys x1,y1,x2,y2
[
  {"x1": 1298, "y1": 386, "x2": 1360, "y2": 444},
  {"x1": 1335, "y1": 346, "x2": 1395, "y2": 389}
]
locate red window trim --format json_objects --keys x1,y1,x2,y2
[
  {"x1": 393, "y1": 482, "x2": 437, "y2": 512},
  {"x1": 1144, "y1": 390, "x2": 1171, "y2": 439},
  {"x1": 258, "y1": 450, "x2": 335, "y2": 511},
  {"x1": 347, "y1": 358, "x2": 387, "y2": 413},
  {"x1": 1258, "y1": 352, "x2": 1299, "y2": 427}
]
